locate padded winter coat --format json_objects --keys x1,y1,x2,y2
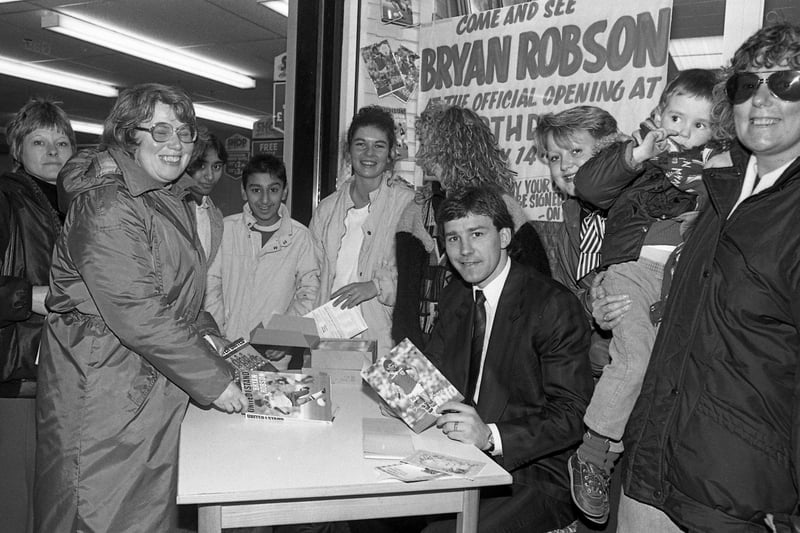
[
  {"x1": 35, "y1": 148, "x2": 234, "y2": 532},
  {"x1": 575, "y1": 140, "x2": 697, "y2": 268},
  {"x1": 623, "y1": 143, "x2": 800, "y2": 532}
]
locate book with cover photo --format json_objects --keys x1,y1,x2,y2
[
  {"x1": 220, "y1": 337, "x2": 279, "y2": 376},
  {"x1": 361, "y1": 338, "x2": 463, "y2": 433},
  {"x1": 240, "y1": 370, "x2": 333, "y2": 423}
]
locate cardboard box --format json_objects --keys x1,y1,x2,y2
[
  {"x1": 250, "y1": 315, "x2": 320, "y2": 348},
  {"x1": 252, "y1": 316, "x2": 376, "y2": 380},
  {"x1": 249, "y1": 315, "x2": 320, "y2": 371},
  {"x1": 303, "y1": 368, "x2": 363, "y2": 386},
  {"x1": 311, "y1": 339, "x2": 377, "y2": 370},
  {"x1": 301, "y1": 339, "x2": 377, "y2": 384}
]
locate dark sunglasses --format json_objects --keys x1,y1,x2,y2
[
  {"x1": 725, "y1": 70, "x2": 800, "y2": 105},
  {"x1": 133, "y1": 122, "x2": 197, "y2": 143}
]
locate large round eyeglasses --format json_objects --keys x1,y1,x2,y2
[{"x1": 133, "y1": 122, "x2": 197, "y2": 143}]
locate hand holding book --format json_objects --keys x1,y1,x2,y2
[
  {"x1": 361, "y1": 339, "x2": 463, "y2": 433},
  {"x1": 434, "y1": 401, "x2": 494, "y2": 451}
]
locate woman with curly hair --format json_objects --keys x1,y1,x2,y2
[
  {"x1": 611, "y1": 23, "x2": 800, "y2": 532},
  {"x1": 392, "y1": 104, "x2": 549, "y2": 349}
]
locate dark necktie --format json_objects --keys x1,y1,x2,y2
[{"x1": 466, "y1": 290, "x2": 486, "y2": 403}]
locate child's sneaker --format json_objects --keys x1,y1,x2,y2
[{"x1": 568, "y1": 452, "x2": 610, "y2": 524}]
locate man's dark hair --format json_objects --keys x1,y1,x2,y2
[
  {"x1": 436, "y1": 185, "x2": 514, "y2": 233},
  {"x1": 241, "y1": 153, "x2": 286, "y2": 187}
]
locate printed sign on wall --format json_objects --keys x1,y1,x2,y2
[{"x1": 418, "y1": 0, "x2": 673, "y2": 221}]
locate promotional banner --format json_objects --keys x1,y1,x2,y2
[{"x1": 418, "y1": 0, "x2": 673, "y2": 221}]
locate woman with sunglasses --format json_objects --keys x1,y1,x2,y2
[
  {"x1": 34, "y1": 83, "x2": 247, "y2": 532},
  {"x1": 610, "y1": 23, "x2": 800, "y2": 533}
]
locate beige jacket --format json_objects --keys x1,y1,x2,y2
[{"x1": 309, "y1": 174, "x2": 415, "y2": 357}]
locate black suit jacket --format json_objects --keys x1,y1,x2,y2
[{"x1": 426, "y1": 260, "x2": 593, "y2": 501}]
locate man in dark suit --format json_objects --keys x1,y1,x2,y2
[{"x1": 425, "y1": 186, "x2": 593, "y2": 533}]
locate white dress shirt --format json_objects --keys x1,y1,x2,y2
[{"x1": 471, "y1": 255, "x2": 511, "y2": 456}]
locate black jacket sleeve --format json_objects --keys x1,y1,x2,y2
[
  {"x1": 392, "y1": 231, "x2": 429, "y2": 349},
  {"x1": 510, "y1": 222, "x2": 551, "y2": 278},
  {"x1": 574, "y1": 140, "x2": 643, "y2": 211}
]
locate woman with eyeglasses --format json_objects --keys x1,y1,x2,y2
[
  {"x1": 34, "y1": 83, "x2": 247, "y2": 532},
  {"x1": 605, "y1": 23, "x2": 800, "y2": 532}
]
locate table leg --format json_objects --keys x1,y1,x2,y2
[
  {"x1": 455, "y1": 488, "x2": 480, "y2": 533},
  {"x1": 198, "y1": 504, "x2": 222, "y2": 533}
]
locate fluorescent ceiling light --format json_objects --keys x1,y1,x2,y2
[
  {"x1": 669, "y1": 37, "x2": 725, "y2": 71},
  {"x1": 194, "y1": 104, "x2": 259, "y2": 130},
  {"x1": 42, "y1": 12, "x2": 256, "y2": 89},
  {"x1": 0, "y1": 55, "x2": 119, "y2": 97},
  {"x1": 70, "y1": 120, "x2": 104, "y2": 136},
  {"x1": 259, "y1": 1, "x2": 288, "y2": 17}
]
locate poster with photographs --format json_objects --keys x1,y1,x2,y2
[
  {"x1": 384, "y1": 106, "x2": 409, "y2": 160},
  {"x1": 381, "y1": 0, "x2": 415, "y2": 28},
  {"x1": 392, "y1": 45, "x2": 420, "y2": 103},
  {"x1": 361, "y1": 40, "x2": 406, "y2": 98}
]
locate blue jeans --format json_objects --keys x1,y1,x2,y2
[
  {"x1": 617, "y1": 490, "x2": 683, "y2": 533},
  {"x1": 583, "y1": 258, "x2": 664, "y2": 441}
]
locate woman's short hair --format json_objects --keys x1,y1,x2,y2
[
  {"x1": 731, "y1": 23, "x2": 800, "y2": 72},
  {"x1": 346, "y1": 105, "x2": 397, "y2": 159},
  {"x1": 101, "y1": 83, "x2": 199, "y2": 159},
  {"x1": 415, "y1": 104, "x2": 515, "y2": 194},
  {"x1": 534, "y1": 105, "x2": 622, "y2": 160},
  {"x1": 6, "y1": 97, "x2": 76, "y2": 171}
]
